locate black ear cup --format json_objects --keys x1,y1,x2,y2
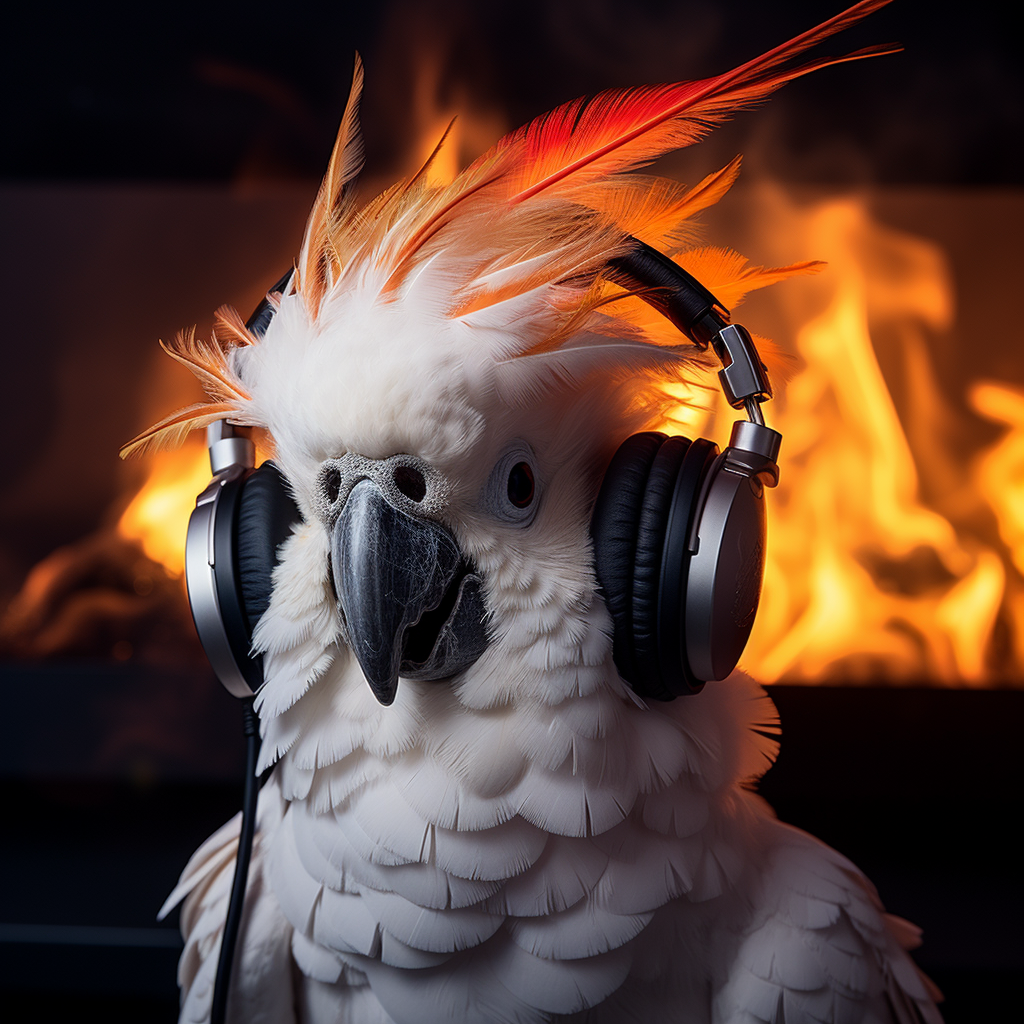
[
  {"x1": 592, "y1": 427, "x2": 775, "y2": 699},
  {"x1": 591, "y1": 432, "x2": 666, "y2": 687},
  {"x1": 235, "y1": 463, "x2": 302, "y2": 637},
  {"x1": 653, "y1": 437, "x2": 720, "y2": 696},
  {"x1": 209, "y1": 462, "x2": 301, "y2": 692},
  {"x1": 630, "y1": 435, "x2": 692, "y2": 694},
  {"x1": 592, "y1": 433, "x2": 721, "y2": 699}
]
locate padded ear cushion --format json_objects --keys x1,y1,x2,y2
[
  {"x1": 629, "y1": 435, "x2": 692, "y2": 696},
  {"x1": 235, "y1": 462, "x2": 302, "y2": 637},
  {"x1": 655, "y1": 438, "x2": 719, "y2": 697},
  {"x1": 210, "y1": 461, "x2": 301, "y2": 692},
  {"x1": 591, "y1": 432, "x2": 666, "y2": 686}
]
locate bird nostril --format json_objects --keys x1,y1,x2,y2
[
  {"x1": 394, "y1": 465, "x2": 427, "y2": 502},
  {"x1": 324, "y1": 468, "x2": 342, "y2": 504}
]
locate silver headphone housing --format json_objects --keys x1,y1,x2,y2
[
  {"x1": 684, "y1": 419, "x2": 781, "y2": 681},
  {"x1": 184, "y1": 422, "x2": 259, "y2": 699}
]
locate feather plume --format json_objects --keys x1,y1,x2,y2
[
  {"x1": 211, "y1": 304, "x2": 259, "y2": 348},
  {"x1": 577, "y1": 157, "x2": 742, "y2": 253},
  {"x1": 674, "y1": 247, "x2": 824, "y2": 309},
  {"x1": 375, "y1": 1, "x2": 893, "y2": 308},
  {"x1": 118, "y1": 401, "x2": 244, "y2": 459},
  {"x1": 157, "y1": 326, "x2": 250, "y2": 403},
  {"x1": 480, "y1": 0, "x2": 897, "y2": 205},
  {"x1": 296, "y1": 54, "x2": 366, "y2": 316},
  {"x1": 119, "y1": 325, "x2": 252, "y2": 458}
]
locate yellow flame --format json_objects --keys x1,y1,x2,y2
[
  {"x1": 736, "y1": 192, "x2": 1009, "y2": 685},
  {"x1": 117, "y1": 442, "x2": 211, "y2": 576},
  {"x1": 407, "y1": 49, "x2": 461, "y2": 187},
  {"x1": 971, "y1": 382, "x2": 1024, "y2": 576}
]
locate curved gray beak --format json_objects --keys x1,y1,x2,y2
[{"x1": 331, "y1": 478, "x2": 487, "y2": 705}]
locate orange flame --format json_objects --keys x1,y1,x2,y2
[
  {"x1": 117, "y1": 440, "x2": 211, "y2": 576},
  {"x1": 732, "y1": 188, "x2": 1016, "y2": 685},
  {"x1": 969, "y1": 381, "x2": 1024, "y2": 674},
  {"x1": 401, "y1": 46, "x2": 507, "y2": 188}
]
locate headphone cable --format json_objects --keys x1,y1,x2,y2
[{"x1": 211, "y1": 697, "x2": 261, "y2": 1024}]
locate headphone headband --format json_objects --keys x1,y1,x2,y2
[{"x1": 608, "y1": 238, "x2": 775, "y2": 424}]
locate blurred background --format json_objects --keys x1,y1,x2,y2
[{"x1": 0, "y1": 1, "x2": 1020, "y2": 1019}]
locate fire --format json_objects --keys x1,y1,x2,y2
[
  {"x1": 971, "y1": 382, "x2": 1024, "y2": 577},
  {"x1": 402, "y1": 46, "x2": 507, "y2": 189},
  {"x1": 409, "y1": 51, "x2": 462, "y2": 187},
  {"x1": 969, "y1": 381, "x2": 1024, "y2": 674},
  {"x1": 117, "y1": 440, "x2": 211, "y2": 577},
  {"x1": 734, "y1": 189, "x2": 1016, "y2": 685}
]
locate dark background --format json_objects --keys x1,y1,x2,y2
[
  {"x1": 1, "y1": 1, "x2": 1020, "y2": 1020},
  {"x1": 2, "y1": 0, "x2": 1021, "y2": 188}
]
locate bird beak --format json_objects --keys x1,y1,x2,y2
[{"x1": 330, "y1": 478, "x2": 487, "y2": 705}]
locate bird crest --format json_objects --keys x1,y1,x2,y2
[{"x1": 121, "y1": 0, "x2": 895, "y2": 460}]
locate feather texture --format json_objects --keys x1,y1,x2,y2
[
  {"x1": 120, "y1": 325, "x2": 253, "y2": 457},
  {"x1": 474, "y1": 0, "x2": 897, "y2": 205},
  {"x1": 296, "y1": 54, "x2": 366, "y2": 318}
]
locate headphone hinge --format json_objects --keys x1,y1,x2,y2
[
  {"x1": 712, "y1": 323, "x2": 773, "y2": 409},
  {"x1": 726, "y1": 420, "x2": 782, "y2": 487},
  {"x1": 208, "y1": 420, "x2": 256, "y2": 475}
]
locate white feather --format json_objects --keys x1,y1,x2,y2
[
  {"x1": 360, "y1": 887, "x2": 505, "y2": 953},
  {"x1": 486, "y1": 834, "x2": 608, "y2": 917},
  {"x1": 506, "y1": 894, "x2": 653, "y2": 960}
]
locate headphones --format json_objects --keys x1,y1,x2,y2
[
  {"x1": 185, "y1": 241, "x2": 780, "y2": 703},
  {"x1": 183, "y1": 272, "x2": 300, "y2": 699}
]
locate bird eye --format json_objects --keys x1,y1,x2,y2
[
  {"x1": 484, "y1": 442, "x2": 539, "y2": 526},
  {"x1": 507, "y1": 462, "x2": 535, "y2": 508}
]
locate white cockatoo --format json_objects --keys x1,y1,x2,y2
[{"x1": 129, "y1": 2, "x2": 943, "y2": 1021}]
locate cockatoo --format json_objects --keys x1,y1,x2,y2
[{"x1": 128, "y1": 1, "x2": 944, "y2": 1021}]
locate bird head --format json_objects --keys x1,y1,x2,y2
[{"x1": 122, "y1": 16, "x2": 884, "y2": 798}]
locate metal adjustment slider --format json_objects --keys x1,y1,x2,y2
[
  {"x1": 208, "y1": 420, "x2": 256, "y2": 475},
  {"x1": 711, "y1": 323, "x2": 774, "y2": 411}
]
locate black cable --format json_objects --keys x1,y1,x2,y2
[{"x1": 211, "y1": 697, "x2": 261, "y2": 1024}]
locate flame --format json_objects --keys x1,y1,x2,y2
[
  {"x1": 401, "y1": 45, "x2": 507, "y2": 189},
  {"x1": 117, "y1": 440, "x2": 211, "y2": 576},
  {"x1": 971, "y1": 382, "x2": 1024, "y2": 577},
  {"x1": 969, "y1": 381, "x2": 1024, "y2": 674},
  {"x1": 733, "y1": 189, "x2": 1016, "y2": 685},
  {"x1": 408, "y1": 53, "x2": 461, "y2": 187}
]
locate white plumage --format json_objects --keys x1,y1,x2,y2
[{"x1": 148, "y1": 4, "x2": 943, "y2": 1020}]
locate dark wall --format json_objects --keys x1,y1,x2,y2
[{"x1": 3, "y1": 0, "x2": 1020, "y2": 186}]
